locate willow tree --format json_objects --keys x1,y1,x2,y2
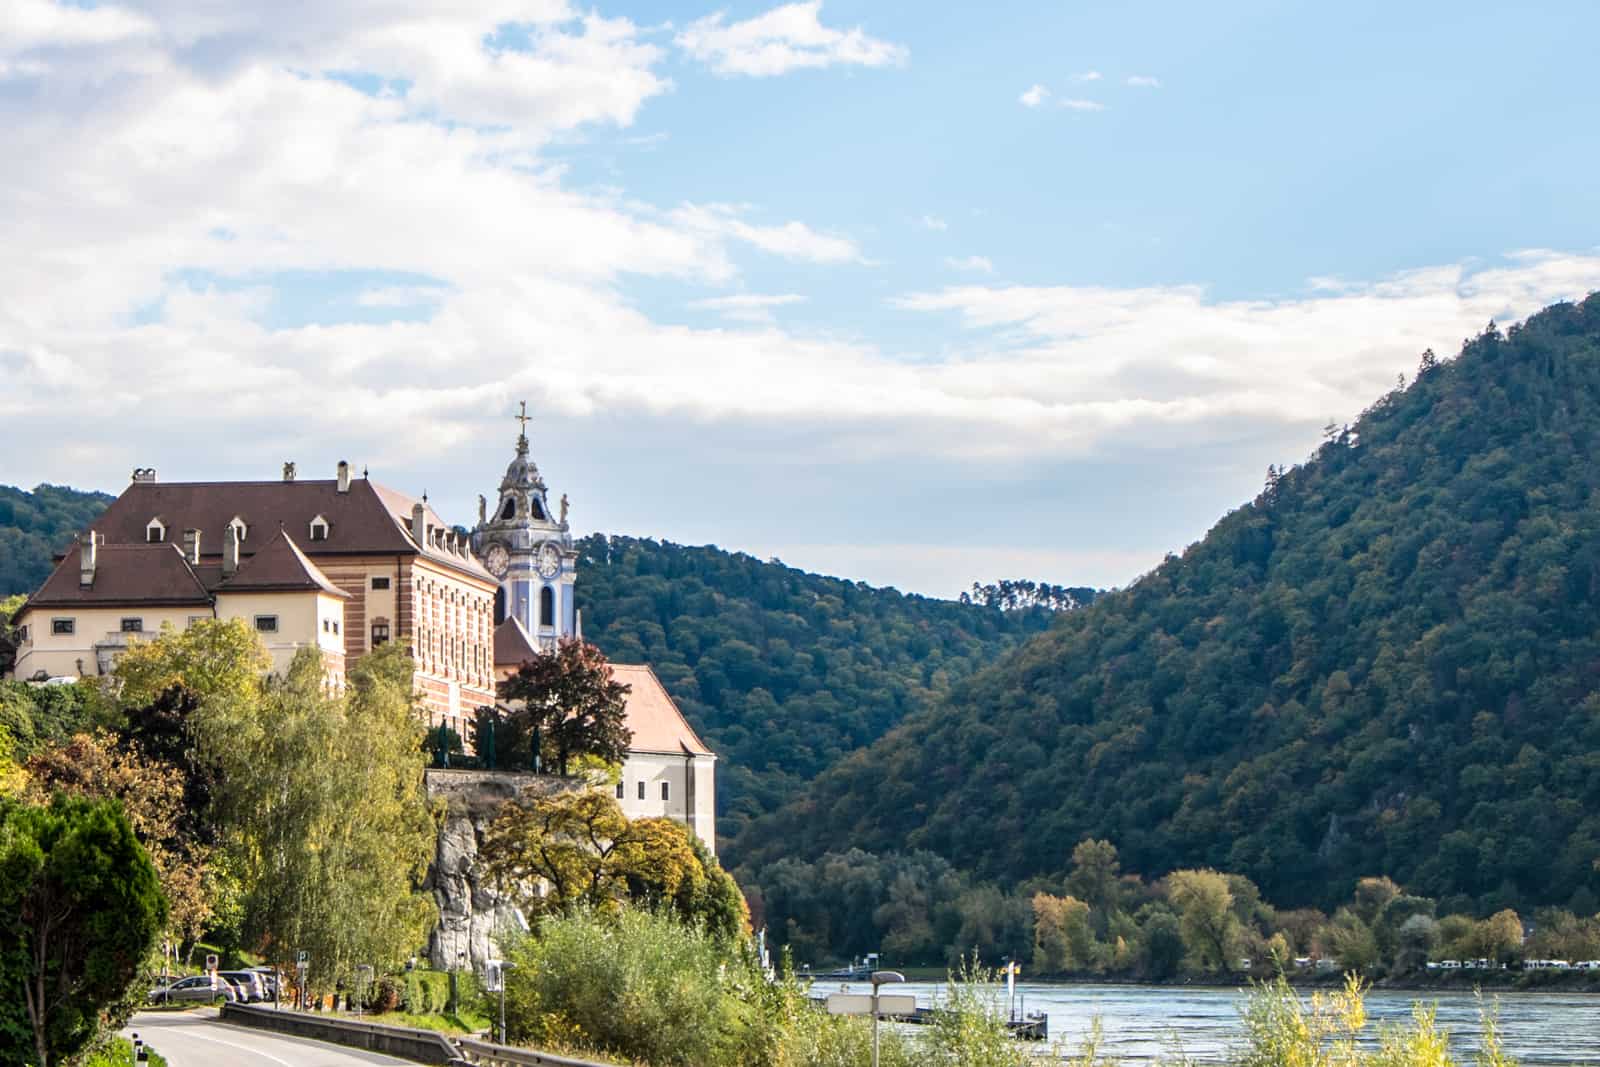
[{"x1": 201, "y1": 643, "x2": 436, "y2": 993}]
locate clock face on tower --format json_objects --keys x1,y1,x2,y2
[
  {"x1": 483, "y1": 542, "x2": 510, "y2": 578},
  {"x1": 537, "y1": 541, "x2": 562, "y2": 578}
]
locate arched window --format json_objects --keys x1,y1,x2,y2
[
  {"x1": 500, "y1": 497, "x2": 516, "y2": 521},
  {"x1": 539, "y1": 586, "x2": 554, "y2": 627},
  {"x1": 531, "y1": 497, "x2": 546, "y2": 521},
  {"x1": 145, "y1": 518, "x2": 166, "y2": 543},
  {"x1": 494, "y1": 586, "x2": 506, "y2": 625}
]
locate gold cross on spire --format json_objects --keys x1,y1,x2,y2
[{"x1": 515, "y1": 400, "x2": 531, "y2": 437}]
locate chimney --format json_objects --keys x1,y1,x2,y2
[
  {"x1": 412, "y1": 503, "x2": 426, "y2": 545},
  {"x1": 79, "y1": 532, "x2": 99, "y2": 587},
  {"x1": 283, "y1": 462, "x2": 296, "y2": 482},
  {"x1": 224, "y1": 524, "x2": 240, "y2": 576},
  {"x1": 131, "y1": 467, "x2": 157, "y2": 484},
  {"x1": 182, "y1": 529, "x2": 201, "y2": 565},
  {"x1": 337, "y1": 460, "x2": 351, "y2": 493}
]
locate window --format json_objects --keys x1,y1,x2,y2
[
  {"x1": 637, "y1": 781, "x2": 646, "y2": 800},
  {"x1": 52, "y1": 618, "x2": 75, "y2": 636},
  {"x1": 539, "y1": 586, "x2": 554, "y2": 627},
  {"x1": 322, "y1": 619, "x2": 330, "y2": 633},
  {"x1": 16, "y1": 625, "x2": 27, "y2": 644},
  {"x1": 187, "y1": 615, "x2": 208, "y2": 628},
  {"x1": 615, "y1": 781, "x2": 625, "y2": 799},
  {"x1": 332, "y1": 620, "x2": 340, "y2": 635},
  {"x1": 254, "y1": 615, "x2": 278, "y2": 633},
  {"x1": 228, "y1": 517, "x2": 248, "y2": 543},
  {"x1": 309, "y1": 515, "x2": 329, "y2": 542},
  {"x1": 146, "y1": 519, "x2": 165, "y2": 543},
  {"x1": 372, "y1": 621, "x2": 390, "y2": 646},
  {"x1": 500, "y1": 498, "x2": 516, "y2": 521},
  {"x1": 661, "y1": 782, "x2": 670, "y2": 802},
  {"x1": 371, "y1": 576, "x2": 391, "y2": 591},
  {"x1": 120, "y1": 618, "x2": 143, "y2": 633},
  {"x1": 531, "y1": 497, "x2": 546, "y2": 521}
]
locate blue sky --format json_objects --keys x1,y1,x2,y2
[{"x1": 3, "y1": 1, "x2": 1599, "y2": 596}]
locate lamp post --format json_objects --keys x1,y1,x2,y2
[
  {"x1": 869, "y1": 970, "x2": 905, "y2": 1067},
  {"x1": 496, "y1": 961, "x2": 516, "y2": 1044}
]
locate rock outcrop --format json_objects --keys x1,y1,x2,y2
[{"x1": 422, "y1": 769, "x2": 579, "y2": 971}]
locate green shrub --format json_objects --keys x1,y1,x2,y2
[
  {"x1": 370, "y1": 975, "x2": 402, "y2": 1013},
  {"x1": 402, "y1": 968, "x2": 451, "y2": 1014},
  {"x1": 79, "y1": 1035, "x2": 169, "y2": 1067}
]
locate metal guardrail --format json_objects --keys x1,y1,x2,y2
[
  {"x1": 220, "y1": 1003, "x2": 461, "y2": 1063},
  {"x1": 453, "y1": 1036, "x2": 611, "y2": 1067}
]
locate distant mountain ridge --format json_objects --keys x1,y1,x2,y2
[
  {"x1": 0, "y1": 484, "x2": 115, "y2": 597},
  {"x1": 0, "y1": 484, "x2": 1070, "y2": 838},
  {"x1": 737, "y1": 293, "x2": 1600, "y2": 917}
]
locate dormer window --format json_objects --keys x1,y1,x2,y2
[
  {"x1": 146, "y1": 518, "x2": 166, "y2": 543},
  {"x1": 228, "y1": 516, "x2": 248, "y2": 543},
  {"x1": 309, "y1": 515, "x2": 329, "y2": 542}
]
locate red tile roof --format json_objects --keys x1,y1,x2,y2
[
  {"x1": 493, "y1": 617, "x2": 541, "y2": 668},
  {"x1": 220, "y1": 529, "x2": 349, "y2": 597},
  {"x1": 24, "y1": 543, "x2": 211, "y2": 609},
  {"x1": 609, "y1": 664, "x2": 713, "y2": 757},
  {"x1": 89, "y1": 478, "x2": 492, "y2": 583}
]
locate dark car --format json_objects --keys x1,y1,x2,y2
[{"x1": 148, "y1": 974, "x2": 237, "y2": 1005}]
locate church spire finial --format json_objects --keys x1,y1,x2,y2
[{"x1": 515, "y1": 400, "x2": 531, "y2": 456}]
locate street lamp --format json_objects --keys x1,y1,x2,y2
[
  {"x1": 869, "y1": 970, "x2": 905, "y2": 1067},
  {"x1": 490, "y1": 960, "x2": 517, "y2": 1044}
]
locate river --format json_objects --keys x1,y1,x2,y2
[{"x1": 821, "y1": 980, "x2": 1600, "y2": 1064}]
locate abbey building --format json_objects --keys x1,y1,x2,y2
[{"x1": 5, "y1": 413, "x2": 716, "y2": 852}]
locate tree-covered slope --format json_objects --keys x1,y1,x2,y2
[
  {"x1": 576, "y1": 535, "x2": 1063, "y2": 839},
  {"x1": 0, "y1": 484, "x2": 113, "y2": 596},
  {"x1": 738, "y1": 294, "x2": 1600, "y2": 916}
]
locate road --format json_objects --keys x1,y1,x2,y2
[{"x1": 125, "y1": 1010, "x2": 417, "y2": 1066}]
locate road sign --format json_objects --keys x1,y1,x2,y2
[
  {"x1": 204, "y1": 954, "x2": 218, "y2": 972},
  {"x1": 484, "y1": 960, "x2": 504, "y2": 993},
  {"x1": 297, "y1": 950, "x2": 309, "y2": 966},
  {"x1": 826, "y1": 993, "x2": 916, "y2": 1016}
]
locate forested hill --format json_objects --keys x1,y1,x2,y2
[
  {"x1": 737, "y1": 293, "x2": 1600, "y2": 917},
  {"x1": 0, "y1": 484, "x2": 114, "y2": 595},
  {"x1": 575, "y1": 535, "x2": 1065, "y2": 838},
  {"x1": 0, "y1": 485, "x2": 1072, "y2": 840}
]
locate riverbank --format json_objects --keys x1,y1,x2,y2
[{"x1": 854, "y1": 967, "x2": 1600, "y2": 995}]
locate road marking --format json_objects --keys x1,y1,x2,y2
[{"x1": 160, "y1": 1027, "x2": 296, "y2": 1067}]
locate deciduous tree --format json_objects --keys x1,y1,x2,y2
[
  {"x1": 498, "y1": 639, "x2": 632, "y2": 776},
  {"x1": 1165, "y1": 869, "x2": 1238, "y2": 970}
]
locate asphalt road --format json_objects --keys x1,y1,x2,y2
[{"x1": 125, "y1": 1010, "x2": 416, "y2": 1066}]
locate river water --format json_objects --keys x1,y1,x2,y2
[{"x1": 821, "y1": 980, "x2": 1600, "y2": 1064}]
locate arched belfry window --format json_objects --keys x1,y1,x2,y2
[
  {"x1": 531, "y1": 497, "x2": 546, "y2": 521},
  {"x1": 539, "y1": 586, "x2": 554, "y2": 627},
  {"x1": 500, "y1": 497, "x2": 516, "y2": 521}
]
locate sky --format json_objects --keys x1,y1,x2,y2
[{"x1": 3, "y1": 1, "x2": 1600, "y2": 599}]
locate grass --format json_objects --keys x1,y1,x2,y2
[
  {"x1": 81, "y1": 1036, "x2": 169, "y2": 1067},
  {"x1": 333, "y1": 1008, "x2": 491, "y2": 1035}
]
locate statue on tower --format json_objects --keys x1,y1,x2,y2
[{"x1": 560, "y1": 493, "x2": 569, "y2": 525}]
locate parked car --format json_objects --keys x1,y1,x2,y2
[
  {"x1": 219, "y1": 970, "x2": 267, "y2": 1002},
  {"x1": 245, "y1": 965, "x2": 281, "y2": 999},
  {"x1": 149, "y1": 974, "x2": 237, "y2": 1005}
]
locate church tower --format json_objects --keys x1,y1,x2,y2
[{"x1": 471, "y1": 403, "x2": 577, "y2": 647}]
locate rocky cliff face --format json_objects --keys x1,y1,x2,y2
[{"x1": 422, "y1": 769, "x2": 578, "y2": 971}]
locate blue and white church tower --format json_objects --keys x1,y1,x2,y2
[{"x1": 471, "y1": 403, "x2": 577, "y2": 647}]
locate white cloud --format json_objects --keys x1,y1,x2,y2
[
  {"x1": 943, "y1": 255, "x2": 995, "y2": 273},
  {"x1": 1059, "y1": 98, "x2": 1106, "y2": 112},
  {"x1": 1019, "y1": 83, "x2": 1049, "y2": 107},
  {"x1": 919, "y1": 215, "x2": 948, "y2": 231},
  {"x1": 358, "y1": 285, "x2": 452, "y2": 308},
  {"x1": 669, "y1": 204, "x2": 862, "y2": 264},
  {"x1": 1127, "y1": 75, "x2": 1161, "y2": 88},
  {"x1": 1073, "y1": 71, "x2": 1102, "y2": 82},
  {"x1": 676, "y1": 1, "x2": 906, "y2": 77},
  {"x1": 688, "y1": 293, "x2": 807, "y2": 323}
]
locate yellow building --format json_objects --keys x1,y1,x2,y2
[{"x1": 7, "y1": 461, "x2": 497, "y2": 736}]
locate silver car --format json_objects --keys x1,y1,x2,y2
[
  {"x1": 219, "y1": 970, "x2": 267, "y2": 1002},
  {"x1": 148, "y1": 974, "x2": 237, "y2": 1004}
]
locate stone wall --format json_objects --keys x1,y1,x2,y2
[{"x1": 423, "y1": 768, "x2": 580, "y2": 971}]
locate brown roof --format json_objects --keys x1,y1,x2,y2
[
  {"x1": 609, "y1": 663, "x2": 714, "y2": 757},
  {"x1": 23, "y1": 543, "x2": 211, "y2": 610},
  {"x1": 493, "y1": 617, "x2": 541, "y2": 668},
  {"x1": 220, "y1": 529, "x2": 349, "y2": 598},
  {"x1": 90, "y1": 477, "x2": 493, "y2": 584}
]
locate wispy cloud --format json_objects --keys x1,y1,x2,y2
[
  {"x1": 676, "y1": 1, "x2": 907, "y2": 77},
  {"x1": 1060, "y1": 98, "x2": 1106, "y2": 112},
  {"x1": 943, "y1": 255, "x2": 995, "y2": 273},
  {"x1": 1073, "y1": 71, "x2": 1102, "y2": 82},
  {"x1": 919, "y1": 215, "x2": 949, "y2": 231},
  {"x1": 670, "y1": 204, "x2": 863, "y2": 264},
  {"x1": 1127, "y1": 75, "x2": 1162, "y2": 88},
  {"x1": 1019, "y1": 83, "x2": 1049, "y2": 108},
  {"x1": 688, "y1": 292, "x2": 807, "y2": 323}
]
